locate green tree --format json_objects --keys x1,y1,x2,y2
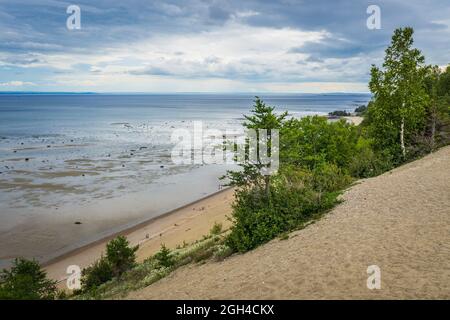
[
  {"x1": 106, "y1": 236, "x2": 138, "y2": 277},
  {"x1": 280, "y1": 116, "x2": 359, "y2": 170},
  {"x1": 423, "y1": 65, "x2": 450, "y2": 150},
  {"x1": 368, "y1": 27, "x2": 429, "y2": 161},
  {"x1": 0, "y1": 258, "x2": 57, "y2": 300},
  {"x1": 221, "y1": 97, "x2": 287, "y2": 198},
  {"x1": 154, "y1": 244, "x2": 175, "y2": 268},
  {"x1": 81, "y1": 256, "x2": 114, "y2": 291}
]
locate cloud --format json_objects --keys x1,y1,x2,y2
[
  {"x1": 0, "y1": 81, "x2": 35, "y2": 87},
  {"x1": 0, "y1": 0, "x2": 449, "y2": 92}
]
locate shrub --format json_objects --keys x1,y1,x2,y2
[
  {"x1": 213, "y1": 245, "x2": 234, "y2": 261},
  {"x1": 210, "y1": 222, "x2": 223, "y2": 235},
  {"x1": 0, "y1": 258, "x2": 57, "y2": 300},
  {"x1": 80, "y1": 235, "x2": 137, "y2": 292},
  {"x1": 280, "y1": 116, "x2": 359, "y2": 170},
  {"x1": 81, "y1": 256, "x2": 114, "y2": 291},
  {"x1": 154, "y1": 244, "x2": 175, "y2": 268},
  {"x1": 310, "y1": 163, "x2": 353, "y2": 193},
  {"x1": 225, "y1": 168, "x2": 345, "y2": 253},
  {"x1": 348, "y1": 138, "x2": 393, "y2": 178},
  {"x1": 105, "y1": 236, "x2": 138, "y2": 277}
]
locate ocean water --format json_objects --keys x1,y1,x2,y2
[{"x1": 0, "y1": 93, "x2": 370, "y2": 265}]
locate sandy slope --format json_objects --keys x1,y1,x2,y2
[
  {"x1": 45, "y1": 188, "x2": 234, "y2": 286},
  {"x1": 127, "y1": 146, "x2": 450, "y2": 299}
]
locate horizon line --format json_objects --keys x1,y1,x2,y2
[{"x1": 0, "y1": 91, "x2": 372, "y2": 95}]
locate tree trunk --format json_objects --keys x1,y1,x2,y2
[{"x1": 400, "y1": 117, "x2": 406, "y2": 158}]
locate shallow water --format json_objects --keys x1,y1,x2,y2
[{"x1": 0, "y1": 93, "x2": 370, "y2": 266}]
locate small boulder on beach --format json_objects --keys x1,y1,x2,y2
[{"x1": 74, "y1": 221, "x2": 82, "y2": 225}]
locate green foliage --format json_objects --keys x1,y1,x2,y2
[
  {"x1": 225, "y1": 163, "x2": 348, "y2": 252},
  {"x1": 210, "y1": 222, "x2": 223, "y2": 235},
  {"x1": 154, "y1": 244, "x2": 175, "y2": 268},
  {"x1": 80, "y1": 235, "x2": 137, "y2": 292},
  {"x1": 81, "y1": 256, "x2": 114, "y2": 292},
  {"x1": 213, "y1": 244, "x2": 234, "y2": 261},
  {"x1": 368, "y1": 27, "x2": 429, "y2": 162},
  {"x1": 280, "y1": 116, "x2": 359, "y2": 170},
  {"x1": 0, "y1": 258, "x2": 57, "y2": 300},
  {"x1": 221, "y1": 97, "x2": 287, "y2": 197},
  {"x1": 74, "y1": 235, "x2": 227, "y2": 299},
  {"x1": 105, "y1": 236, "x2": 138, "y2": 277},
  {"x1": 419, "y1": 65, "x2": 450, "y2": 153},
  {"x1": 348, "y1": 137, "x2": 393, "y2": 178}
]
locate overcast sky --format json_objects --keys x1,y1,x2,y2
[{"x1": 0, "y1": 0, "x2": 449, "y2": 93}]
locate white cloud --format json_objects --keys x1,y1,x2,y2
[
  {"x1": 0, "y1": 81, "x2": 35, "y2": 87},
  {"x1": 0, "y1": 20, "x2": 371, "y2": 92}
]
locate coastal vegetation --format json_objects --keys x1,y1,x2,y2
[
  {"x1": 222, "y1": 27, "x2": 449, "y2": 253},
  {"x1": 0, "y1": 258, "x2": 57, "y2": 300},
  {"x1": 74, "y1": 229, "x2": 231, "y2": 299},
  {"x1": 1, "y1": 27, "x2": 448, "y2": 300}
]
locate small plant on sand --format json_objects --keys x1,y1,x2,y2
[
  {"x1": 0, "y1": 258, "x2": 57, "y2": 300},
  {"x1": 210, "y1": 222, "x2": 223, "y2": 235},
  {"x1": 213, "y1": 244, "x2": 234, "y2": 261}
]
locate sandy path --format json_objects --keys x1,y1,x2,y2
[
  {"x1": 127, "y1": 146, "x2": 450, "y2": 299},
  {"x1": 45, "y1": 188, "x2": 234, "y2": 286}
]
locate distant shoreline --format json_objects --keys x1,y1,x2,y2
[{"x1": 0, "y1": 91, "x2": 372, "y2": 96}]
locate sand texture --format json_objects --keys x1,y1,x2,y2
[
  {"x1": 127, "y1": 146, "x2": 450, "y2": 299},
  {"x1": 45, "y1": 188, "x2": 234, "y2": 285}
]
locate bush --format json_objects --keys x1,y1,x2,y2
[
  {"x1": 213, "y1": 245, "x2": 234, "y2": 261},
  {"x1": 0, "y1": 258, "x2": 57, "y2": 300},
  {"x1": 80, "y1": 236, "x2": 137, "y2": 292},
  {"x1": 280, "y1": 116, "x2": 359, "y2": 170},
  {"x1": 225, "y1": 168, "x2": 346, "y2": 253},
  {"x1": 348, "y1": 138, "x2": 393, "y2": 178},
  {"x1": 209, "y1": 222, "x2": 223, "y2": 235},
  {"x1": 106, "y1": 236, "x2": 138, "y2": 277},
  {"x1": 310, "y1": 163, "x2": 353, "y2": 193},
  {"x1": 154, "y1": 244, "x2": 175, "y2": 268},
  {"x1": 81, "y1": 256, "x2": 114, "y2": 291}
]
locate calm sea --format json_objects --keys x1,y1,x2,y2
[{"x1": 0, "y1": 93, "x2": 371, "y2": 264}]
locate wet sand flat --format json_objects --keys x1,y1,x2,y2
[{"x1": 127, "y1": 146, "x2": 450, "y2": 299}]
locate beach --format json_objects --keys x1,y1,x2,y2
[
  {"x1": 44, "y1": 187, "x2": 234, "y2": 286},
  {"x1": 126, "y1": 146, "x2": 450, "y2": 299}
]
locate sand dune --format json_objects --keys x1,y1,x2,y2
[{"x1": 127, "y1": 146, "x2": 450, "y2": 299}]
